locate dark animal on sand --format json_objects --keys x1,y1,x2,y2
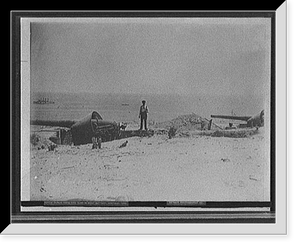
[{"x1": 119, "y1": 140, "x2": 128, "y2": 148}]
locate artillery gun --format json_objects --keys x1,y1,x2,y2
[
  {"x1": 31, "y1": 111, "x2": 152, "y2": 145},
  {"x1": 211, "y1": 110, "x2": 264, "y2": 128}
]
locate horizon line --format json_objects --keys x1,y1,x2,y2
[{"x1": 31, "y1": 91, "x2": 265, "y2": 96}]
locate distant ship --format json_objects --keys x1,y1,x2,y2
[
  {"x1": 121, "y1": 103, "x2": 129, "y2": 106},
  {"x1": 33, "y1": 98, "x2": 55, "y2": 104}
]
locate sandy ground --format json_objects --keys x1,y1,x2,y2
[{"x1": 29, "y1": 124, "x2": 270, "y2": 202}]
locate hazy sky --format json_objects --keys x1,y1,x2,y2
[{"x1": 30, "y1": 18, "x2": 271, "y2": 96}]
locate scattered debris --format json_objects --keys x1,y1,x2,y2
[
  {"x1": 30, "y1": 132, "x2": 60, "y2": 150},
  {"x1": 38, "y1": 145, "x2": 44, "y2": 150},
  {"x1": 30, "y1": 133, "x2": 40, "y2": 146},
  {"x1": 225, "y1": 124, "x2": 237, "y2": 130},
  {"x1": 179, "y1": 131, "x2": 190, "y2": 137},
  {"x1": 61, "y1": 166, "x2": 75, "y2": 170},
  {"x1": 154, "y1": 129, "x2": 168, "y2": 135},
  {"x1": 119, "y1": 122, "x2": 127, "y2": 131},
  {"x1": 221, "y1": 158, "x2": 230, "y2": 162},
  {"x1": 48, "y1": 143, "x2": 57, "y2": 151},
  {"x1": 168, "y1": 127, "x2": 177, "y2": 139},
  {"x1": 249, "y1": 175, "x2": 258, "y2": 181}
]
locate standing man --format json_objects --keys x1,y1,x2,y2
[{"x1": 139, "y1": 100, "x2": 149, "y2": 130}]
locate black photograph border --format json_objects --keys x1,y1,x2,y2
[{"x1": 10, "y1": 9, "x2": 281, "y2": 226}]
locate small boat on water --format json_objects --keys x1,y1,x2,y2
[
  {"x1": 121, "y1": 103, "x2": 129, "y2": 106},
  {"x1": 33, "y1": 98, "x2": 55, "y2": 104}
]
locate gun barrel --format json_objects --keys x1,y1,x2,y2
[
  {"x1": 30, "y1": 119, "x2": 76, "y2": 128},
  {"x1": 211, "y1": 115, "x2": 251, "y2": 122}
]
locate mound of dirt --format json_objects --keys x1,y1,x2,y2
[
  {"x1": 189, "y1": 127, "x2": 261, "y2": 138},
  {"x1": 30, "y1": 133, "x2": 57, "y2": 151},
  {"x1": 210, "y1": 128, "x2": 260, "y2": 138},
  {"x1": 154, "y1": 113, "x2": 221, "y2": 132}
]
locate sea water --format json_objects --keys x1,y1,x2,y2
[{"x1": 30, "y1": 92, "x2": 265, "y2": 124}]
